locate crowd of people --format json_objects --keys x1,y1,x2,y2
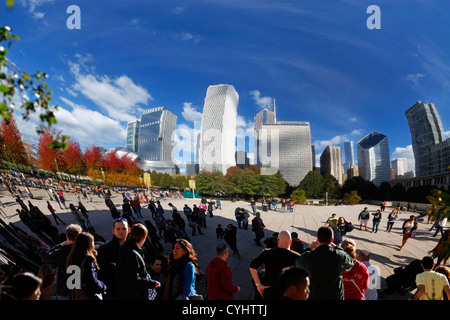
[{"x1": 0, "y1": 176, "x2": 449, "y2": 301}]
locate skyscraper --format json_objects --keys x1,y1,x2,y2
[
  {"x1": 199, "y1": 84, "x2": 239, "y2": 174},
  {"x1": 391, "y1": 158, "x2": 408, "y2": 178},
  {"x1": 138, "y1": 106, "x2": 177, "y2": 162},
  {"x1": 260, "y1": 121, "x2": 312, "y2": 187},
  {"x1": 126, "y1": 120, "x2": 140, "y2": 153},
  {"x1": 254, "y1": 106, "x2": 276, "y2": 167},
  {"x1": 357, "y1": 131, "x2": 390, "y2": 187},
  {"x1": 343, "y1": 141, "x2": 355, "y2": 173},
  {"x1": 320, "y1": 145, "x2": 344, "y2": 185},
  {"x1": 405, "y1": 101, "x2": 446, "y2": 177}
]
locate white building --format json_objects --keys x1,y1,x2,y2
[
  {"x1": 320, "y1": 145, "x2": 344, "y2": 185},
  {"x1": 198, "y1": 84, "x2": 239, "y2": 175},
  {"x1": 391, "y1": 158, "x2": 408, "y2": 178},
  {"x1": 260, "y1": 121, "x2": 312, "y2": 187},
  {"x1": 254, "y1": 106, "x2": 276, "y2": 167}
]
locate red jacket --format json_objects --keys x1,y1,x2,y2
[
  {"x1": 343, "y1": 259, "x2": 369, "y2": 300},
  {"x1": 206, "y1": 257, "x2": 239, "y2": 300}
]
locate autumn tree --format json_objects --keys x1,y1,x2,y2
[
  {"x1": 1, "y1": 115, "x2": 29, "y2": 166},
  {"x1": 61, "y1": 140, "x2": 86, "y2": 178},
  {"x1": 37, "y1": 130, "x2": 59, "y2": 171}
]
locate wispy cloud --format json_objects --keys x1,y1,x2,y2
[
  {"x1": 18, "y1": 0, "x2": 56, "y2": 19},
  {"x1": 406, "y1": 73, "x2": 426, "y2": 86}
]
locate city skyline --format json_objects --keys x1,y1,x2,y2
[{"x1": 3, "y1": 1, "x2": 450, "y2": 175}]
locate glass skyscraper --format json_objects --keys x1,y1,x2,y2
[
  {"x1": 138, "y1": 106, "x2": 177, "y2": 162},
  {"x1": 405, "y1": 101, "x2": 445, "y2": 177},
  {"x1": 199, "y1": 84, "x2": 239, "y2": 174},
  {"x1": 357, "y1": 131, "x2": 390, "y2": 187},
  {"x1": 343, "y1": 141, "x2": 355, "y2": 173},
  {"x1": 126, "y1": 120, "x2": 140, "y2": 153}
]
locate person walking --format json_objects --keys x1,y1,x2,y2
[
  {"x1": 162, "y1": 239, "x2": 202, "y2": 300},
  {"x1": 47, "y1": 201, "x2": 65, "y2": 225},
  {"x1": 206, "y1": 243, "x2": 240, "y2": 300},
  {"x1": 409, "y1": 256, "x2": 450, "y2": 300},
  {"x1": 371, "y1": 209, "x2": 382, "y2": 233},
  {"x1": 78, "y1": 201, "x2": 94, "y2": 229},
  {"x1": 249, "y1": 230, "x2": 300, "y2": 300},
  {"x1": 386, "y1": 209, "x2": 398, "y2": 232},
  {"x1": 224, "y1": 224, "x2": 241, "y2": 258},
  {"x1": 66, "y1": 232, "x2": 107, "y2": 300},
  {"x1": 252, "y1": 212, "x2": 265, "y2": 246},
  {"x1": 115, "y1": 223, "x2": 160, "y2": 300},
  {"x1": 400, "y1": 215, "x2": 417, "y2": 251},
  {"x1": 295, "y1": 226, "x2": 354, "y2": 300},
  {"x1": 69, "y1": 203, "x2": 88, "y2": 232},
  {"x1": 57, "y1": 190, "x2": 68, "y2": 209}
]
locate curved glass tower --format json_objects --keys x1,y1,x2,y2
[{"x1": 357, "y1": 131, "x2": 390, "y2": 187}]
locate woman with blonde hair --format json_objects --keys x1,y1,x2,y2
[
  {"x1": 66, "y1": 232, "x2": 106, "y2": 300},
  {"x1": 162, "y1": 238, "x2": 202, "y2": 300},
  {"x1": 341, "y1": 238, "x2": 370, "y2": 300}
]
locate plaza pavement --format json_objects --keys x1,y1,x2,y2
[{"x1": 0, "y1": 186, "x2": 445, "y2": 300}]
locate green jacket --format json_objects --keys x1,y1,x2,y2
[{"x1": 296, "y1": 244, "x2": 354, "y2": 300}]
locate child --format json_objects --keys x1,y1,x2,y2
[{"x1": 216, "y1": 224, "x2": 224, "y2": 239}]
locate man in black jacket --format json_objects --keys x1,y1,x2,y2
[
  {"x1": 41, "y1": 224, "x2": 82, "y2": 299},
  {"x1": 96, "y1": 218, "x2": 130, "y2": 299},
  {"x1": 115, "y1": 223, "x2": 160, "y2": 300}
]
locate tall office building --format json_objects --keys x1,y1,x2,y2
[
  {"x1": 260, "y1": 121, "x2": 312, "y2": 187},
  {"x1": 199, "y1": 84, "x2": 239, "y2": 174},
  {"x1": 320, "y1": 145, "x2": 344, "y2": 185},
  {"x1": 405, "y1": 101, "x2": 447, "y2": 177},
  {"x1": 343, "y1": 141, "x2": 355, "y2": 173},
  {"x1": 357, "y1": 131, "x2": 390, "y2": 187},
  {"x1": 391, "y1": 158, "x2": 408, "y2": 178},
  {"x1": 254, "y1": 106, "x2": 276, "y2": 167},
  {"x1": 126, "y1": 120, "x2": 140, "y2": 153},
  {"x1": 138, "y1": 106, "x2": 177, "y2": 162}
]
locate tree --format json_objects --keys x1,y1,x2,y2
[
  {"x1": 343, "y1": 190, "x2": 362, "y2": 205},
  {"x1": 61, "y1": 140, "x2": 86, "y2": 178},
  {"x1": 37, "y1": 131, "x2": 59, "y2": 171},
  {"x1": 322, "y1": 174, "x2": 341, "y2": 199},
  {"x1": 299, "y1": 171, "x2": 324, "y2": 199},
  {"x1": 84, "y1": 145, "x2": 103, "y2": 171},
  {"x1": 0, "y1": 25, "x2": 68, "y2": 149},
  {"x1": 0, "y1": 115, "x2": 29, "y2": 166},
  {"x1": 291, "y1": 188, "x2": 306, "y2": 203}
]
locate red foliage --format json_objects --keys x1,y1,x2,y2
[
  {"x1": 61, "y1": 140, "x2": 85, "y2": 175},
  {"x1": 37, "y1": 131, "x2": 59, "y2": 171},
  {"x1": 84, "y1": 145, "x2": 103, "y2": 170},
  {"x1": 1, "y1": 116, "x2": 29, "y2": 165}
]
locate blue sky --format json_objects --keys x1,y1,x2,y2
[{"x1": 2, "y1": 0, "x2": 450, "y2": 173}]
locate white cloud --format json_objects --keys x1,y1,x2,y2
[
  {"x1": 445, "y1": 130, "x2": 450, "y2": 139},
  {"x1": 391, "y1": 145, "x2": 415, "y2": 173},
  {"x1": 68, "y1": 54, "x2": 152, "y2": 122},
  {"x1": 18, "y1": 0, "x2": 56, "y2": 19},
  {"x1": 173, "y1": 6, "x2": 185, "y2": 14},
  {"x1": 181, "y1": 102, "x2": 202, "y2": 122},
  {"x1": 250, "y1": 90, "x2": 274, "y2": 110},
  {"x1": 55, "y1": 97, "x2": 127, "y2": 147},
  {"x1": 349, "y1": 117, "x2": 358, "y2": 122},
  {"x1": 178, "y1": 31, "x2": 201, "y2": 43},
  {"x1": 406, "y1": 73, "x2": 425, "y2": 85}
]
